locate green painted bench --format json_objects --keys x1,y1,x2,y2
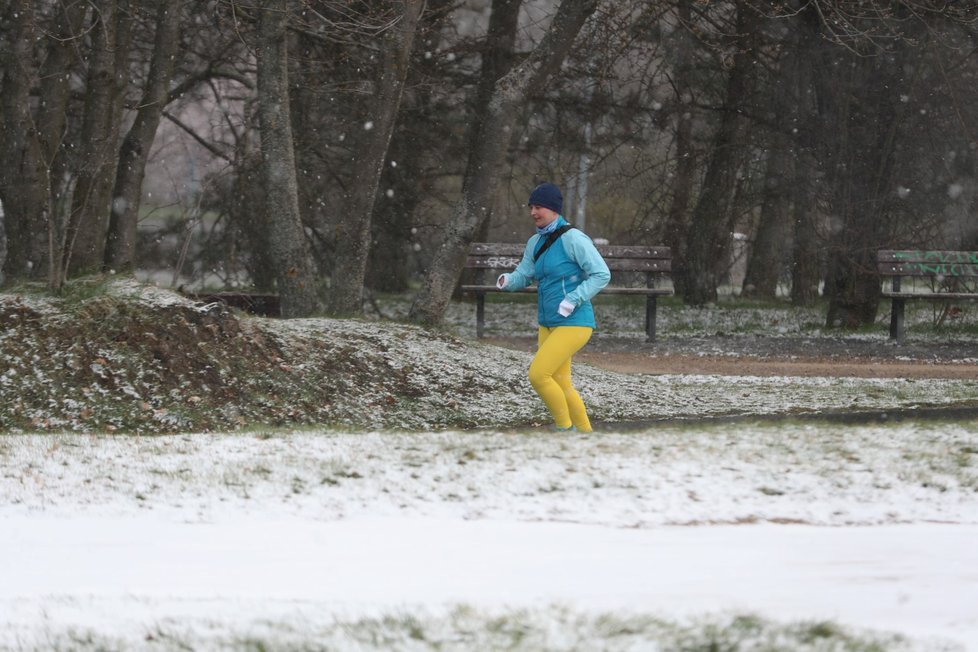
[{"x1": 877, "y1": 249, "x2": 978, "y2": 344}]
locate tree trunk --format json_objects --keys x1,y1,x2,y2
[
  {"x1": 256, "y1": 0, "x2": 318, "y2": 317},
  {"x1": 470, "y1": 0, "x2": 523, "y2": 141},
  {"x1": 742, "y1": 143, "x2": 791, "y2": 299},
  {"x1": 38, "y1": 2, "x2": 90, "y2": 289},
  {"x1": 63, "y1": 0, "x2": 132, "y2": 279},
  {"x1": 682, "y1": 1, "x2": 759, "y2": 306},
  {"x1": 459, "y1": 0, "x2": 523, "y2": 293},
  {"x1": 822, "y1": 45, "x2": 912, "y2": 327},
  {"x1": 365, "y1": 0, "x2": 455, "y2": 294},
  {"x1": 228, "y1": 155, "x2": 278, "y2": 293},
  {"x1": 409, "y1": 0, "x2": 599, "y2": 327},
  {"x1": 659, "y1": 0, "x2": 695, "y2": 297},
  {"x1": 0, "y1": 199, "x2": 5, "y2": 286},
  {"x1": 790, "y1": 148, "x2": 820, "y2": 306},
  {"x1": 366, "y1": 134, "x2": 421, "y2": 294},
  {"x1": 0, "y1": 0, "x2": 47, "y2": 282},
  {"x1": 327, "y1": 0, "x2": 425, "y2": 316},
  {"x1": 105, "y1": 0, "x2": 182, "y2": 274},
  {"x1": 788, "y1": 8, "x2": 821, "y2": 307}
]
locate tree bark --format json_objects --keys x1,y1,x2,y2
[
  {"x1": 788, "y1": 6, "x2": 821, "y2": 307},
  {"x1": 471, "y1": 0, "x2": 523, "y2": 141},
  {"x1": 38, "y1": 2, "x2": 90, "y2": 289},
  {"x1": 409, "y1": 0, "x2": 600, "y2": 327},
  {"x1": 682, "y1": 1, "x2": 759, "y2": 306},
  {"x1": 659, "y1": 0, "x2": 695, "y2": 297},
  {"x1": 256, "y1": 0, "x2": 318, "y2": 317},
  {"x1": 366, "y1": 131, "x2": 422, "y2": 293},
  {"x1": 790, "y1": 149, "x2": 820, "y2": 306},
  {"x1": 365, "y1": 0, "x2": 455, "y2": 294},
  {"x1": 0, "y1": 0, "x2": 46, "y2": 281},
  {"x1": 822, "y1": 45, "x2": 912, "y2": 327},
  {"x1": 63, "y1": 0, "x2": 132, "y2": 279},
  {"x1": 0, "y1": 199, "x2": 5, "y2": 286},
  {"x1": 742, "y1": 142, "x2": 791, "y2": 299},
  {"x1": 104, "y1": 0, "x2": 182, "y2": 273},
  {"x1": 327, "y1": 0, "x2": 425, "y2": 316}
]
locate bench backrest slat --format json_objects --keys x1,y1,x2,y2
[
  {"x1": 877, "y1": 250, "x2": 978, "y2": 277},
  {"x1": 467, "y1": 242, "x2": 671, "y2": 273},
  {"x1": 467, "y1": 254, "x2": 522, "y2": 269},
  {"x1": 469, "y1": 243, "x2": 523, "y2": 256}
]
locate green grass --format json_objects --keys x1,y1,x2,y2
[{"x1": 15, "y1": 608, "x2": 930, "y2": 651}]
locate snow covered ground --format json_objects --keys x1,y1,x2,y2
[
  {"x1": 2, "y1": 423, "x2": 977, "y2": 650},
  {"x1": 4, "y1": 281, "x2": 978, "y2": 649}
]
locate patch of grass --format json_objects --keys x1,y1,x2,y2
[
  {"x1": 1, "y1": 280, "x2": 49, "y2": 298},
  {"x1": 55, "y1": 275, "x2": 119, "y2": 304}
]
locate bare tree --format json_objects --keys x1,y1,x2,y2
[
  {"x1": 256, "y1": 0, "x2": 318, "y2": 317},
  {"x1": 38, "y1": 3, "x2": 92, "y2": 289},
  {"x1": 742, "y1": 142, "x2": 791, "y2": 299},
  {"x1": 790, "y1": 146, "x2": 821, "y2": 306},
  {"x1": 1, "y1": 0, "x2": 245, "y2": 288},
  {"x1": 409, "y1": 0, "x2": 602, "y2": 327},
  {"x1": 787, "y1": 6, "x2": 822, "y2": 307},
  {"x1": 817, "y1": 11, "x2": 917, "y2": 327},
  {"x1": 683, "y1": 1, "x2": 760, "y2": 305},
  {"x1": 0, "y1": 0, "x2": 90, "y2": 286},
  {"x1": 327, "y1": 0, "x2": 425, "y2": 316},
  {"x1": 62, "y1": 0, "x2": 133, "y2": 279},
  {"x1": 365, "y1": 0, "x2": 456, "y2": 294},
  {"x1": 659, "y1": 0, "x2": 697, "y2": 296},
  {"x1": 104, "y1": 0, "x2": 183, "y2": 274},
  {"x1": 785, "y1": 1, "x2": 978, "y2": 323},
  {"x1": 0, "y1": 0, "x2": 47, "y2": 282}
]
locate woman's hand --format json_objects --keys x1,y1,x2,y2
[
  {"x1": 558, "y1": 299, "x2": 575, "y2": 317},
  {"x1": 496, "y1": 273, "x2": 510, "y2": 289}
]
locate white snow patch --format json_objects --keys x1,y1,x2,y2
[{"x1": 1, "y1": 426, "x2": 977, "y2": 649}]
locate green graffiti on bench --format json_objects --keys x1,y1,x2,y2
[
  {"x1": 892, "y1": 251, "x2": 978, "y2": 276},
  {"x1": 908, "y1": 263, "x2": 965, "y2": 276}
]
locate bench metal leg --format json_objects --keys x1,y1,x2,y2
[
  {"x1": 645, "y1": 295, "x2": 657, "y2": 343},
  {"x1": 889, "y1": 297, "x2": 905, "y2": 344},
  {"x1": 887, "y1": 275, "x2": 904, "y2": 344},
  {"x1": 476, "y1": 292, "x2": 486, "y2": 338}
]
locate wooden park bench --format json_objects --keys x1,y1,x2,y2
[
  {"x1": 461, "y1": 242, "x2": 672, "y2": 341},
  {"x1": 877, "y1": 249, "x2": 978, "y2": 344}
]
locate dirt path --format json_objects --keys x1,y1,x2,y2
[
  {"x1": 574, "y1": 351, "x2": 978, "y2": 379},
  {"x1": 484, "y1": 336, "x2": 978, "y2": 380}
]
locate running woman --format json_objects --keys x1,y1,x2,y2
[{"x1": 495, "y1": 182, "x2": 611, "y2": 433}]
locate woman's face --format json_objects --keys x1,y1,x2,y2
[{"x1": 530, "y1": 204, "x2": 559, "y2": 229}]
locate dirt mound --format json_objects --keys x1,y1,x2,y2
[
  {"x1": 1, "y1": 294, "x2": 292, "y2": 432},
  {"x1": 0, "y1": 289, "x2": 528, "y2": 433}
]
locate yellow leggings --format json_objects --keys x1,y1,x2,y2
[{"x1": 528, "y1": 326, "x2": 593, "y2": 433}]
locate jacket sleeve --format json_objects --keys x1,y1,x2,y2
[
  {"x1": 561, "y1": 231, "x2": 611, "y2": 305},
  {"x1": 503, "y1": 236, "x2": 539, "y2": 291}
]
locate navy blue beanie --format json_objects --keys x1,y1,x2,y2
[{"x1": 528, "y1": 183, "x2": 563, "y2": 214}]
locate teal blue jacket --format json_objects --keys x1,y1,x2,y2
[{"x1": 503, "y1": 216, "x2": 611, "y2": 328}]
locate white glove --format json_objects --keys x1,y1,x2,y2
[
  {"x1": 558, "y1": 299, "x2": 575, "y2": 317},
  {"x1": 496, "y1": 273, "x2": 510, "y2": 289}
]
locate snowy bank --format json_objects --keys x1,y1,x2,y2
[{"x1": 2, "y1": 425, "x2": 977, "y2": 650}]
